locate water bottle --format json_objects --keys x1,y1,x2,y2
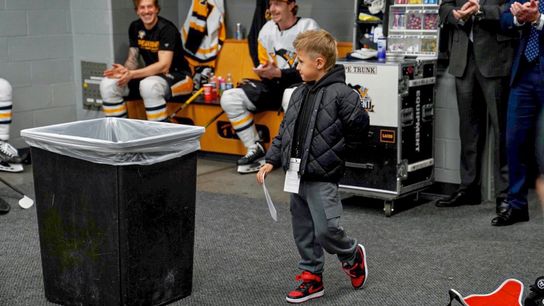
[
  {"x1": 225, "y1": 73, "x2": 234, "y2": 90},
  {"x1": 236, "y1": 23, "x2": 243, "y2": 40},
  {"x1": 377, "y1": 38, "x2": 387, "y2": 62},
  {"x1": 218, "y1": 77, "x2": 226, "y2": 96}
]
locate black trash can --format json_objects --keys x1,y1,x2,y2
[{"x1": 22, "y1": 118, "x2": 204, "y2": 305}]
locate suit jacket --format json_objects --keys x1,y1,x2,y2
[
  {"x1": 440, "y1": 0, "x2": 516, "y2": 78},
  {"x1": 501, "y1": 0, "x2": 543, "y2": 85}
]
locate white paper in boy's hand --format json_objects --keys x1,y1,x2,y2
[{"x1": 262, "y1": 180, "x2": 278, "y2": 221}]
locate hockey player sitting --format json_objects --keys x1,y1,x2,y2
[
  {"x1": 219, "y1": 0, "x2": 319, "y2": 174},
  {"x1": 100, "y1": 0, "x2": 193, "y2": 122},
  {"x1": 0, "y1": 78, "x2": 24, "y2": 173}
]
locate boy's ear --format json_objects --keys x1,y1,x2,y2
[{"x1": 315, "y1": 56, "x2": 325, "y2": 70}]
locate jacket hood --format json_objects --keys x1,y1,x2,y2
[{"x1": 311, "y1": 64, "x2": 346, "y2": 91}]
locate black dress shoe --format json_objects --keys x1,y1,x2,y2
[
  {"x1": 496, "y1": 197, "x2": 509, "y2": 214},
  {"x1": 491, "y1": 206, "x2": 529, "y2": 226},
  {"x1": 435, "y1": 190, "x2": 481, "y2": 207}
]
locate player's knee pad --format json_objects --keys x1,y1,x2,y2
[
  {"x1": 0, "y1": 78, "x2": 12, "y2": 102},
  {"x1": 220, "y1": 88, "x2": 251, "y2": 118},
  {"x1": 220, "y1": 89, "x2": 256, "y2": 132},
  {"x1": 139, "y1": 76, "x2": 168, "y2": 107},
  {"x1": 100, "y1": 78, "x2": 127, "y2": 103},
  {"x1": 140, "y1": 76, "x2": 168, "y2": 121}
]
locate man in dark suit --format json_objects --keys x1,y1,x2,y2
[
  {"x1": 437, "y1": 0, "x2": 514, "y2": 211},
  {"x1": 537, "y1": 109, "x2": 544, "y2": 205},
  {"x1": 497, "y1": 0, "x2": 543, "y2": 225}
]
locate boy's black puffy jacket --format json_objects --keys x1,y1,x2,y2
[{"x1": 265, "y1": 64, "x2": 369, "y2": 182}]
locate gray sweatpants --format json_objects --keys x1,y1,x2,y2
[{"x1": 290, "y1": 180, "x2": 358, "y2": 274}]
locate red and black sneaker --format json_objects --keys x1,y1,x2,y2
[
  {"x1": 286, "y1": 271, "x2": 324, "y2": 304},
  {"x1": 342, "y1": 244, "x2": 368, "y2": 289}
]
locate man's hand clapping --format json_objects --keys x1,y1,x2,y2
[
  {"x1": 103, "y1": 64, "x2": 133, "y2": 87},
  {"x1": 511, "y1": 0, "x2": 540, "y2": 23},
  {"x1": 453, "y1": 0, "x2": 480, "y2": 21},
  {"x1": 253, "y1": 61, "x2": 282, "y2": 80}
]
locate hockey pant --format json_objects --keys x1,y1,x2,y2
[
  {"x1": 100, "y1": 74, "x2": 193, "y2": 121},
  {"x1": 220, "y1": 86, "x2": 297, "y2": 149},
  {"x1": 220, "y1": 88, "x2": 261, "y2": 149}
]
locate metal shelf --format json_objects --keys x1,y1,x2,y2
[
  {"x1": 390, "y1": 3, "x2": 439, "y2": 6},
  {"x1": 389, "y1": 29, "x2": 439, "y2": 34}
]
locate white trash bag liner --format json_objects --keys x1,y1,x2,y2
[{"x1": 21, "y1": 118, "x2": 205, "y2": 166}]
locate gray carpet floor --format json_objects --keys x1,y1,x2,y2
[{"x1": 1, "y1": 180, "x2": 543, "y2": 305}]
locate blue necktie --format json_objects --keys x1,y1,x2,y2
[{"x1": 525, "y1": 0, "x2": 544, "y2": 62}]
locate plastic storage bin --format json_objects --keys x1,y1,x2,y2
[
  {"x1": 21, "y1": 118, "x2": 205, "y2": 306},
  {"x1": 406, "y1": 11, "x2": 423, "y2": 30}
]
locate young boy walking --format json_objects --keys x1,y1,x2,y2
[{"x1": 256, "y1": 29, "x2": 370, "y2": 303}]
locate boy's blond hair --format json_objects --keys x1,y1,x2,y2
[{"x1": 293, "y1": 29, "x2": 337, "y2": 72}]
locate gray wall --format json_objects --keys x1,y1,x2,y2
[
  {"x1": 179, "y1": 0, "x2": 354, "y2": 42},
  {"x1": 71, "y1": 0, "x2": 114, "y2": 122},
  {"x1": 0, "y1": 0, "x2": 76, "y2": 148}
]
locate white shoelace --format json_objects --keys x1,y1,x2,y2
[
  {"x1": 245, "y1": 143, "x2": 263, "y2": 158},
  {"x1": 0, "y1": 141, "x2": 18, "y2": 160}
]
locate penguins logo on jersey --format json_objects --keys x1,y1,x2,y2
[
  {"x1": 349, "y1": 83, "x2": 375, "y2": 112},
  {"x1": 138, "y1": 30, "x2": 145, "y2": 39},
  {"x1": 273, "y1": 48, "x2": 297, "y2": 68}
]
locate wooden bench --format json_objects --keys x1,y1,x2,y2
[{"x1": 127, "y1": 39, "x2": 353, "y2": 156}]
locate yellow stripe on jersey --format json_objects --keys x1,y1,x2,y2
[
  {"x1": 257, "y1": 41, "x2": 269, "y2": 65},
  {"x1": 192, "y1": 0, "x2": 209, "y2": 17},
  {"x1": 218, "y1": 20, "x2": 226, "y2": 43},
  {"x1": 189, "y1": 21, "x2": 206, "y2": 33},
  {"x1": 0, "y1": 112, "x2": 12, "y2": 118},
  {"x1": 183, "y1": 27, "x2": 220, "y2": 55}
]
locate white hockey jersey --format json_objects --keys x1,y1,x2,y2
[{"x1": 257, "y1": 18, "x2": 320, "y2": 70}]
